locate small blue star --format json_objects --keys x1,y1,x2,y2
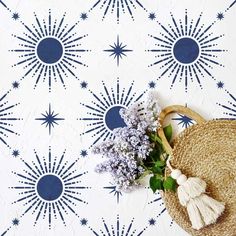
[
  {"x1": 80, "y1": 13, "x2": 88, "y2": 20},
  {"x1": 80, "y1": 150, "x2": 88, "y2": 157},
  {"x1": 12, "y1": 13, "x2": 19, "y2": 20},
  {"x1": 104, "y1": 36, "x2": 132, "y2": 66},
  {"x1": 104, "y1": 184, "x2": 122, "y2": 203},
  {"x1": 217, "y1": 81, "x2": 224, "y2": 89},
  {"x1": 149, "y1": 218, "x2": 156, "y2": 226},
  {"x1": 12, "y1": 81, "x2": 20, "y2": 89},
  {"x1": 172, "y1": 114, "x2": 194, "y2": 129},
  {"x1": 217, "y1": 12, "x2": 224, "y2": 20},
  {"x1": 35, "y1": 104, "x2": 64, "y2": 135},
  {"x1": 80, "y1": 81, "x2": 88, "y2": 89},
  {"x1": 12, "y1": 218, "x2": 19, "y2": 226},
  {"x1": 12, "y1": 150, "x2": 20, "y2": 157},
  {"x1": 148, "y1": 81, "x2": 156, "y2": 89},
  {"x1": 148, "y1": 13, "x2": 156, "y2": 20},
  {"x1": 80, "y1": 218, "x2": 88, "y2": 226}
]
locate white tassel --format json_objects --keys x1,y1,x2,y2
[{"x1": 170, "y1": 168, "x2": 225, "y2": 230}]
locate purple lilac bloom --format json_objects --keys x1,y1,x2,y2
[{"x1": 93, "y1": 92, "x2": 161, "y2": 191}]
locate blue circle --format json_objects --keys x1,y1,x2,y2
[
  {"x1": 37, "y1": 37, "x2": 63, "y2": 64},
  {"x1": 173, "y1": 37, "x2": 199, "y2": 64},
  {"x1": 37, "y1": 175, "x2": 63, "y2": 201},
  {"x1": 105, "y1": 106, "x2": 126, "y2": 131}
]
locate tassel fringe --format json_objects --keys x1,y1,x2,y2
[{"x1": 170, "y1": 169, "x2": 225, "y2": 230}]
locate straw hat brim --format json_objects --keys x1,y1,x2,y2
[{"x1": 163, "y1": 120, "x2": 236, "y2": 236}]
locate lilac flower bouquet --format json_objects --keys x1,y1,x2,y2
[{"x1": 93, "y1": 92, "x2": 176, "y2": 193}]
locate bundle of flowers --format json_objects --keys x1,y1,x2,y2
[{"x1": 93, "y1": 92, "x2": 176, "y2": 193}]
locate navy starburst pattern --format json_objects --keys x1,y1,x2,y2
[
  {"x1": 35, "y1": 104, "x2": 64, "y2": 135},
  {"x1": 147, "y1": 10, "x2": 225, "y2": 92},
  {"x1": 0, "y1": 0, "x2": 11, "y2": 12},
  {"x1": 0, "y1": 92, "x2": 21, "y2": 149},
  {"x1": 80, "y1": 149, "x2": 88, "y2": 157},
  {"x1": 172, "y1": 112, "x2": 194, "y2": 129},
  {"x1": 89, "y1": 0, "x2": 147, "y2": 23},
  {"x1": 80, "y1": 218, "x2": 88, "y2": 226},
  {"x1": 225, "y1": 1, "x2": 236, "y2": 13},
  {"x1": 12, "y1": 149, "x2": 20, "y2": 157},
  {"x1": 80, "y1": 81, "x2": 88, "y2": 89},
  {"x1": 217, "y1": 81, "x2": 224, "y2": 89},
  {"x1": 104, "y1": 36, "x2": 132, "y2": 66},
  {"x1": 148, "y1": 192, "x2": 163, "y2": 205},
  {"x1": 12, "y1": 218, "x2": 19, "y2": 226},
  {"x1": 104, "y1": 183, "x2": 122, "y2": 203},
  {"x1": 10, "y1": 147, "x2": 90, "y2": 229},
  {"x1": 12, "y1": 81, "x2": 20, "y2": 89},
  {"x1": 148, "y1": 218, "x2": 156, "y2": 226},
  {"x1": 86, "y1": 215, "x2": 150, "y2": 235},
  {"x1": 217, "y1": 91, "x2": 236, "y2": 119},
  {"x1": 12, "y1": 13, "x2": 19, "y2": 20},
  {"x1": 217, "y1": 12, "x2": 224, "y2": 20},
  {"x1": 148, "y1": 191, "x2": 174, "y2": 226},
  {"x1": 79, "y1": 79, "x2": 148, "y2": 148},
  {"x1": 148, "y1": 13, "x2": 156, "y2": 20},
  {"x1": 11, "y1": 10, "x2": 89, "y2": 91},
  {"x1": 148, "y1": 81, "x2": 156, "y2": 89},
  {"x1": 80, "y1": 13, "x2": 88, "y2": 20}
]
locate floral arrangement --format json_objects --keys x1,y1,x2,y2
[{"x1": 93, "y1": 92, "x2": 177, "y2": 193}]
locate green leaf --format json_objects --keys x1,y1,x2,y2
[
  {"x1": 163, "y1": 176, "x2": 177, "y2": 191},
  {"x1": 155, "y1": 160, "x2": 166, "y2": 167},
  {"x1": 151, "y1": 166, "x2": 163, "y2": 174},
  {"x1": 149, "y1": 176, "x2": 163, "y2": 193},
  {"x1": 163, "y1": 124, "x2": 173, "y2": 142}
]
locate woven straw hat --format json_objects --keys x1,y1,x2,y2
[{"x1": 158, "y1": 105, "x2": 236, "y2": 236}]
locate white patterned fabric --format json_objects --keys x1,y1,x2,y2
[{"x1": 0, "y1": 0, "x2": 235, "y2": 235}]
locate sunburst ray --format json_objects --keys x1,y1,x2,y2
[
  {"x1": 11, "y1": 10, "x2": 89, "y2": 91},
  {"x1": 148, "y1": 10, "x2": 225, "y2": 92}
]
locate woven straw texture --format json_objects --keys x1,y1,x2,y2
[{"x1": 163, "y1": 120, "x2": 236, "y2": 236}]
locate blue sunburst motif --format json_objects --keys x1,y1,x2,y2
[
  {"x1": 104, "y1": 183, "x2": 122, "y2": 203},
  {"x1": 172, "y1": 114, "x2": 194, "y2": 129},
  {"x1": 12, "y1": 81, "x2": 20, "y2": 89},
  {"x1": 148, "y1": 191, "x2": 174, "y2": 226},
  {"x1": 148, "y1": 192, "x2": 163, "y2": 205},
  {"x1": 104, "y1": 36, "x2": 132, "y2": 66},
  {"x1": 12, "y1": 149, "x2": 20, "y2": 157},
  {"x1": 0, "y1": 0, "x2": 9, "y2": 11},
  {"x1": 80, "y1": 218, "x2": 88, "y2": 226},
  {"x1": 87, "y1": 215, "x2": 149, "y2": 235},
  {"x1": 79, "y1": 79, "x2": 148, "y2": 147},
  {"x1": 12, "y1": 13, "x2": 19, "y2": 20},
  {"x1": 12, "y1": 218, "x2": 19, "y2": 226},
  {"x1": 35, "y1": 104, "x2": 64, "y2": 135},
  {"x1": 0, "y1": 92, "x2": 21, "y2": 148},
  {"x1": 148, "y1": 218, "x2": 156, "y2": 226},
  {"x1": 148, "y1": 13, "x2": 156, "y2": 20},
  {"x1": 80, "y1": 81, "x2": 88, "y2": 89},
  {"x1": 80, "y1": 149, "x2": 88, "y2": 157},
  {"x1": 217, "y1": 12, "x2": 224, "y2": 20},
  {"x1": 11, "y1": 147, "x2": 90, "y2": 229},
  {"x1": 11, "y1": 10, "x2": 88, "y2": 91},
  {"x1": 89, "y1": 0, "x2": 147, "y2": 23},
  {"x1": 80, "y1": 13, "x2": 88, "y2": 20},
  {"x1": 148, "y1": 81, "x2": 156, "y2": 89},
  {"x1": 148, "y1": 10, "x2": 225, "y2": 92},
  {"x1": 226, "y1": 1, "x2": 236, "y2": 12},
  {"x1": 217, "y1": 91, "x2": 236, "y2": 119},
  {"x1": 217, "y1": 81, "x2": 224, "y2": 89}
]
